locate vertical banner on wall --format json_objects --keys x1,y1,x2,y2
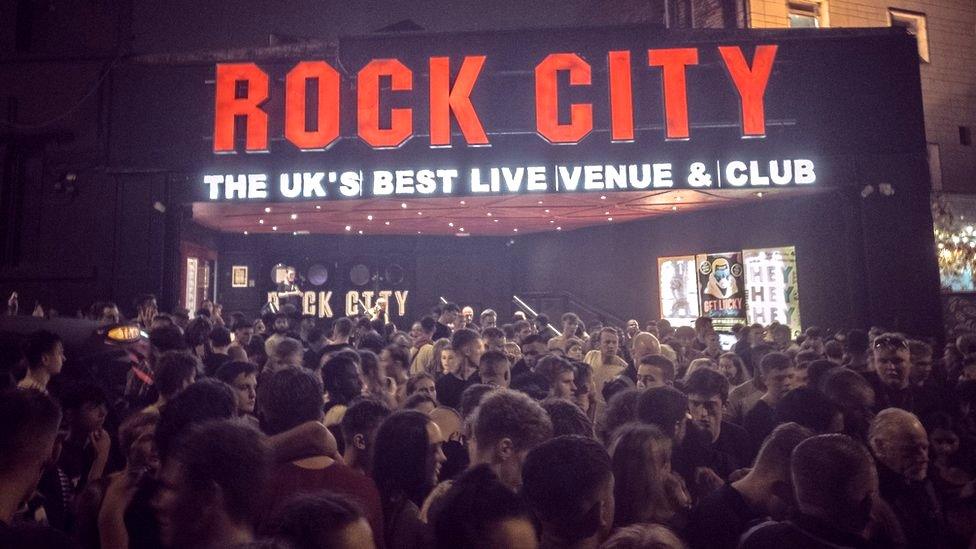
[
  {"x1": 696, "y1": 252, "x2": 746, "y2": 332},
  {"x1": 185, "y1": 257, "x2": 199, "y2": 313},
  {"x1": 743, "y1": 247, "x2": 801, "y2": 337},
  {"x1": 658, "y1": 256, "x2": 700, "y2": 327}
]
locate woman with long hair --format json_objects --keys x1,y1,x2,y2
[
  {"x1": 426, "y1": 338, "x2": 453, "y2": 378},
  {"x1": 372, "y1": 410, "x2": 447, "y2": 549},
  {"x1": 608, "y1": 423, "x2": 691, "y2": 529},
  {"x1": 359, "y1": 349, "x2": 397, "y2": 409},
  {"x1": 717, "y1": 352, "x2": 748, "y2": 386}
]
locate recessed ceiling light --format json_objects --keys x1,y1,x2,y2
[
  {"x1": 272, "y1": 226, "x2": 278, "y2": 231},
  {"x1": 400, "y1": 203, "x2": 407, "y2": 209},
  {"x1": 459, "y1": 227, "x2": 465, "y2": 232},
  {"x1": 556, "y1": 226, "x2": 562, "y2": 231},
  {"x1": 549, "y1": 220, "x2": 555, "y2": 224},
  {"x1": 604, "y1": 211, "x2": 610, "y2": 215},
  {"x1": 487, "y1": 212, "x2": 492, "y2": 216},
  {"x1": 756, "y1": 192, "x2": 764, "y2": 198},
  {"x1": 417, "y1": 211, "x2": 423, "y2": 215},
  {"x1": 264, "y1": 207, "x2": 271, "y2": 213},
  {"x1": 384, "y1": 221, "x2": 390, "y2": 226},
  {"x1": 448, "y1": 222, "x2": 455, "y2": 227},
  {"x1": 292, "y1": 231, "x2": 297, "y2": 235},
  {"x1": 608, "y1": 217, "x2": 613, "y2": 221},
  {"x1": 460, "y1": 200, "x2": 466, "y2": 205},
  {"x1": 537, "y1": 200, "x2": 543, "y2": 205},
  {"x1": 417, "y1": 231, "x2": 422, "y2": 234},
  {"x1": 358, "y1": 230, "x2": 364, "y2": 235},
  {"x1": 600, "y1": 195, "x2": 607, "y2": 200},
  {"x1": 243, "y1": 230, "x2": 248, "y2": 235},
  {"x1": 259, "y1": 219, "x2": 265, "y2": 224},
  {"x1": 345, "y1": 225, "x2": 352, "y2": 231},
  {"x1": 315, "y1": 205, "x2": 321, "y2": 210},
  {"x1": 367, "y1": 214, "x2": 373, "y2": 221},
  {"x1": 493, "y1": 219, "x2": 499, "y2": 223},
  {"x1": 671, "y1": 206, "x2": 678, "y2": 211},
  {"x1": 290, "y1": 213, "x2": 298, "y2": 220},
  {"x1": 544, "y1": 209, "x2": 550, "y2": 213},
  {"x1": 513, "y1": 228, "x2": 519, "y2": 232}
]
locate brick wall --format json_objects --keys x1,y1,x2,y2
[{"x1": 748, "y1": 0, "x2": 976, "y2": 193}]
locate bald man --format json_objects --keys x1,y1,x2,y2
[
  {"x1": 629, "y1": 332, "x2": 662, "y2": 363},
  {"x1": 868, "y1": 408, "x2": 947, "y2": 549}
]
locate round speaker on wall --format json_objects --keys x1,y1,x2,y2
[
  {"x1": 385, "y1": 263, "x2": 405, "y2": 285},
  {"x1": 349, "y1": 264, "x2": 371, "y2": 286},
  {"x1": 307, "y1": 264, "x2": 329, "y2": 286}
]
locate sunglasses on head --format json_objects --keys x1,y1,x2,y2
[{"x1": 874, "y1": 335, "x2": 909, "y2": 350}]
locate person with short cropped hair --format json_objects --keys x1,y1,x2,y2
[
  {"x1": 432, "y1": 465, "x2": 537, "y2": 549},
  {"x1": 600, "y1": 388, "x2": 641, "y2": 443},
  {"x1": 17, "y1": 330, "x2": 65, "y2": 394},
  {"x1": 261, "y1": 367, "x2": 385, "y2": 545},
  {"x1": 743, "y1": 352, "x2": 794, "y2": 454},
  {"x1": 0, "y1": 388, "x2": 65, "y2": 544},
  {"x1": 203, "y1": 326, "x2": 233, "y2": 376},
  {"x1": 433, "y1": 304, "x2": 459, "y2": 342},
  {"x1": 863, "y1": 333, "x2": 919, "y2": 414},
  {"x1": 541, "y1": 397, "x2": 594, "y2": 438},
  {"x1": 773, "y1": 386, "x2": 842, "y2": 434},
  {"x1": 685, "y1": 368, "x2": 752, "y2": 470},
  {"x1": 685, "y1": 422, "x2": 814, "y2": 549},
  {"x1": 154, "y1": 420, "x2": 271, "y2": 548},
  {"x1": 868, "y1": 408, "x2": 947, "y2": 549},
  {"x1": 144, "y1": 351, "x2": 199, "y2": 416},
  {"x1": 478, "y1": 350, "x2": 511, "y2": 388},
  {"x1": 468, "y1": 388, "x2": 553, "y2": 490},
  {"x1": 215, "y1": 361, "x2": 258, "y2": 419},
  {"x1": 341, "y1": 397, "x2": 391, "y2": 476},
  {"x1": 739, "y1": 434, "x2": 879, "y2": 549},
  {"x1": 585, "y1": 327, "x2": 629, "y2": 414},
  {"x1": 264, "y1": 492, "x2": 377, "y2": 549},
  {"x1": 521, "y1": 435, "x2": 615, "y2": 547},
  {"x1": 822, "y1": 368, "x2": 877, "y2": 443},
  {"x1": 637, "y1": 354, "x2": 676, "y2": 389},
  {"x1": 402, "y1": 393, "x2": 437, "y2": 414},
  {"x1": 435, "y1": 329, "x2": 484, "y2": 409},
  {"x1": 55, "y1": 383, "x2": 111, "y2": 497}
]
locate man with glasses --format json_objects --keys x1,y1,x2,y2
[{"x1": 868, "y1": 408, "x2": 948, "y2": 549}]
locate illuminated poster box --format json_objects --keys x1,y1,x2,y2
[
  {"x1": 743, "y1": 246, "x2": 801, "y2": 337},
  {"x1": 657, "y1": 246, "x2": 801, "y2": 335},
  {"x1": 658, "y1": 256, "x2": 700, "y2": 328}
]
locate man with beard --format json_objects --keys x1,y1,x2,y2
[{"x1": 868, "y1": 408, "x2": 949, "y2": 549}]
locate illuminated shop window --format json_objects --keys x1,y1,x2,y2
[
  {"x1": 788, "y1": 1, "x2": 826, "y2": 28},
  {"x1": 889, "y1": 8, "x2": 930, "y2": 63}
]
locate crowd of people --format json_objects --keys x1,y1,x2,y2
[{"x1": 2, "y1": 295, "x2": 976, "y2": 548}]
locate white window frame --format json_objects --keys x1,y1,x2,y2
[
  {"x1": 888, "y1": 8, "x2": 930, "y2": 63},
  {"x1": 788, "y1": 1, "x2": 829, "y2": 28}
]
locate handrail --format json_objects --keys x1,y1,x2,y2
[
  {"x1": 515, "y1": 290, "x2": 627, "y2": 327},
  {"x1": 511, "y1": 295, "x2": 562, "y2": 337}
]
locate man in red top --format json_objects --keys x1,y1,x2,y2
[{"x1": 259, "y1": 367, "x2": 385, "y2": 546}]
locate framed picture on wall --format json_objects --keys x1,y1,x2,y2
[{"x1": 232, "y1": 266, "x2": 249, "y2": 288}]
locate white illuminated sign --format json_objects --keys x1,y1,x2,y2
[{"x1": 202, "y1": 159, "x2": 815, "y2": 201}]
